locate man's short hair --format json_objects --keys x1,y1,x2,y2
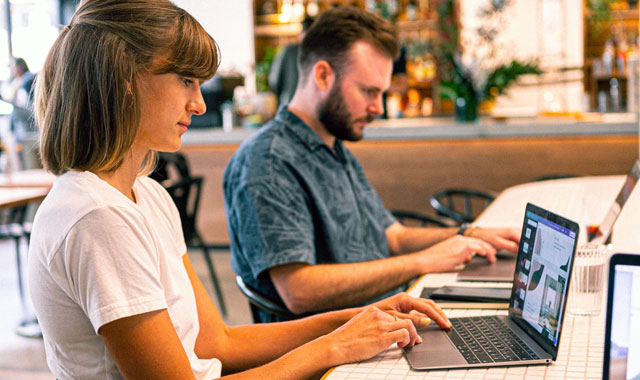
[
  {"x1": 13, "y1": 58, "x2": 29, "y2": 74},
  {"x1": 298, "y1": 6, "x2": 399, "y2": 80},
  {"x1": 36, "y1": 0, "x2": 219, "y2": 175}
]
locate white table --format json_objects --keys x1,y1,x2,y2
[
  {"x1": 322, "y1": 176, "x2": 636, "y2": 380},
  {"x1": 473, "y1": 175, "x2": 639, "y2": 252},
  {"x1": 0, "y1": 169, "x2": 55, "y2": 188}
]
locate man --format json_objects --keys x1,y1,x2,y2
[
  {"x1": 2, "y1": 58, "x2": 35, "y2": 136},
  {"x1": 268, "y1": 16, "x2": 314, "y2": 107},
  {"x1": 224, "y1": 6, "x2": 519, "y2": 322},
  {"x1": 1, "y1": 58, "x2": 37, "y2": 169}
]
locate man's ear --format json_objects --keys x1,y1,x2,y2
[{"x1": 312, "y1": 60, "x2": 335, "y2": 93}]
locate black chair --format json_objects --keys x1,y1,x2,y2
[
  {"x1": 0, "y1": 205, "x2": 30, "y2": 309},
  {"x1": 430, "y1": 188, "x2": 497, "y2": 225},
  {"x1": 531, "y1": 174, "x2": 583, "y2": 182},
  {"x1": 0, "y1": 204, "x2": 41, "y2": 337},
  {"x1": 149, "y1": 152, "x2": 191, "y2": 184},
  {"x1": 154, "y1": 153, "x2": 227, "y2": 316},
  {"x1": 235, "y1": 275, "x2": 297, "y2": 323},
  {"x1": 390, "y1": 209, "x2": 452, "y2": 227}
]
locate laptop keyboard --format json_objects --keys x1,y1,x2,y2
[{"x1": 448, "y1": 316, "x2": 541, "y2": 364}]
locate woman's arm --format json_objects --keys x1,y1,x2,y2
[
  {"x1": 184, "y1": 254, "x2": 357, "y2": 373},
  {"x1": 98, "y1": 254, "x2": 450, "y2": 380},
  {"x1": 185, "y1": 255, "x2": 451, "y2": 376},
  {"x1": 99, "y1": 310, "x2": 197, "y2": 380}
]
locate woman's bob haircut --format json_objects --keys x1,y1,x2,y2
[{"x1": 35, "y1": 0, "x2": 220, "y2": 175}]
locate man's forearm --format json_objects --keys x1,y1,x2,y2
[
  {"x1": 389, "y1": 225, "x2": 459, "y2": 255},
  {"x1": 270, "y1": 254, "x2": 425, "y2": 314}
]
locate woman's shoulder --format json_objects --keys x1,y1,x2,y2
[{"x1": 134, "y1": 175, "x2": 174, "y2": 207}]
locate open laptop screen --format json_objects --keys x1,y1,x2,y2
[
  {"x1": 590, "y1": 160, "x2": 640, "y2": 245},
  {"x1": 603, "y1": 254, "x2": 640, "y2": 380},
  {"x1": 509, "y1": 204, "x2": 578, "y2": 356}
]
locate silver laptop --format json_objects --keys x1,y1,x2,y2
[
  {"x1": 458, "y1": 160, "x2": 640, "y2": 283},
  {"x1": 405, "y1": 203, "x2": 579, "y2": 370},
  {"x1": 603, "y1": 253, "x2": 640, "y2": 380},
  {"x1": 590, "y1": 160, "x2": 640, "y2": 245}
]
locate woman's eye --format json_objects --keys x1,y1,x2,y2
[{"x1": 181, "y1": 78, "x2": 194, "y2": 87}]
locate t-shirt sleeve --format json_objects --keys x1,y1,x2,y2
[
  {"x1": 54, "y1": 206, "x2": 168, "y2": 333},
  {"x1": 229, "y1": 178, "x2": 316, "y2": 279},
  {"x1": 141, "y1": 177, "x2": 187, "y2": 256}
]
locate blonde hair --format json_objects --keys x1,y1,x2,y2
[{"x1": 36, "y1": 0, "x2": 220, "y2": 175}]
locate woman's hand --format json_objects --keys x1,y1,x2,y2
[
  {"x1": 320, "y1": 306, "x2": 419, "y2": 366},
  {"x1": 370, "y1": 292, "x2": 451, "y2": 330},
  {"x1": 318, "y1": 293, "x2": 451, "y2": 367}
]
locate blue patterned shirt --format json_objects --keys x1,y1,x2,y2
[{"x1": 223, "y1": 107, "x2": 402, "y2": 320}]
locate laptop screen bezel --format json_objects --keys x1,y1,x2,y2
[
  {"x1": 508, "y1": 202, "x2": 579, "y2": 361},
  {"x1": 602, "y1": 253, "x2": 640, "y2": 380},
  {"x1": 590, "y1": 160, "x2": 640, "y2": 245}
]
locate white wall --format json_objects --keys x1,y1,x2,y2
[
  {"x1": 173, "y1": 0, "x2": 255, "y2": 79},
  {"x1": 459, "y1": 0, "x2": 584, "y2": 115}
]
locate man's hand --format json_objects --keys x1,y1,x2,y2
[
  {"x1": 416, "y1": 234, "x2": 497, "y2": 273},
  {"x1": 468, "y1": 227, "x2": 520, "y2": 253}
]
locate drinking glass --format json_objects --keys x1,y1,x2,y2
[{"x1": 568, "y1": 243, "x2": 608, "y2": 316}]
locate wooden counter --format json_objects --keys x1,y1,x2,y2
[{"x1": 181, "y1": 117, "x2": 639, "y2": 243}]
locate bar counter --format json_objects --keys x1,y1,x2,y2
[
  {"x1": 179, "y1": 115, "x2": 639, "y2": 244},
  {"x1": 181, "y1": 113, "x2": 639, "y2": 146}
]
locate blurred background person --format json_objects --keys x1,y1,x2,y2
[
  {"x1": 268, "y1": 16, "x2": 314, "y2": 107},
  {"x1": 1, "y1": 57, "x2": 38, "y2": 169}
]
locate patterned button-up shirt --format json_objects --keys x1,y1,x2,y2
[{"x1": 223, "y1": 107, "x2": 402, "y2": 320}]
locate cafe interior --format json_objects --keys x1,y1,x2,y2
[{"x1": 0, "y1": 0, "x2": 639, "y2": 379}]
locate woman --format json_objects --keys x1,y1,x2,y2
[{"x1": 27, "y1": 1, "x2": 451, "y2": 379}]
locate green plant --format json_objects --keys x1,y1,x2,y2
[
  {"x1": 435, "y1": 0, "x2": 543, "y2": 121},
  {"x1": 255, "y1": 45, "x2": 279, "y2": 93},
  {"x1": 585, "y1": 0, "x2": 612, "y2": 37}
]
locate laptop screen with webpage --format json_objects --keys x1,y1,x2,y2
[
  {"x1": 508, "y1": 203, "x2": 578, "y2": 359},
  {"x1": 603, "y1": 254, "x2": 640, "y2": 380}
]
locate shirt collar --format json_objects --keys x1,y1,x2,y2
[{"x1": 277, "y1": 106, "x2": 332, "y2": 152}]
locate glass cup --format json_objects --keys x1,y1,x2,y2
[{"x1": 568, "y1": 243, "x2": 608, "y2": 316}]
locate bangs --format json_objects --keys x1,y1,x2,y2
[{"x1": 155, "y1": 10, "x2": 220, "y2": 81}]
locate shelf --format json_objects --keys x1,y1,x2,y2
[
  {"x1": 584, "y1": 8, "x2": 639, "y2": 21},
  {"x1": 593, "y1": 74, "x2": 629, "y2": 81},
  {"x1": 396, "y1": 19, "x2": 438, "y2": 32},
  {"x1": 254, "y1": 22, "x2": 302, "y2": 37},
  {"x1": 609, "y1": 8, "x2": 639, "y2": 20},
  {"x1": 408, "y1": 79, "x2": 435, "y2": 89}
]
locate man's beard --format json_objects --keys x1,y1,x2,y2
[{"x1": 317, "y1": 80, "x2": 373, "y2": 142}]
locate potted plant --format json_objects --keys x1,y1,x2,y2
[{"x1": 436, "y1": 0, "x2": 543, "y2": 122}]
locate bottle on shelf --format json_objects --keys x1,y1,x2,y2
[{"x1": 602, "y1": 39, "x2": 615, "y2": 76}]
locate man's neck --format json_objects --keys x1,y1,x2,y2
[{"x1": 287, "y1": 99, "x2": 336, "y2": 147}]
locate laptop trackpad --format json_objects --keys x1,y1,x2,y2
[{"x1": 404, "y1": 325, "x2": 467, "y2": 370}]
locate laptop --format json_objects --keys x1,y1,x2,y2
[
  {"x1": 590, "y1": 160, "x2": 640, "y2": 245},
  {"x1": 458, "y1": 160, "x2": 640, "y2": 283},
  {"x1": 405, "y1": 203, "x2": 579, "y2": 370},
  {"x1": 602, "y1": 253, "x2": 640, "y2": 380}
]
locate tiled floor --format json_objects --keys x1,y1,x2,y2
[{"x1": 0, "y1": 238, "x2": 252, "y2": 379}]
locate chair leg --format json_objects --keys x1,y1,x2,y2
[
  {"x1": 193, "y1": 234, "x2": 227, "y2": 316},
  {"x1": 249, "y1": 303, "x2": 262, "y2": 323},
  {"x1": 13, "y1": 235, "x2": 27, "y2": 316}
]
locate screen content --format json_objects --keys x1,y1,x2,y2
[
  {"x1": 510, "y1": 210, "x2": 577, "y2": 347},
  {"x1": 609, "y1": 264, "x2": 640, "y2": 380}
]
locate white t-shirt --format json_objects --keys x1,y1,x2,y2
[{"x1": 27, "y1": 171, "x2": 222, "y2": 380}]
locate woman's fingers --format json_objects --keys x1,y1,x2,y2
[{"x1": 386, "y1": 296, "x2": 451, "y2": 330}]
